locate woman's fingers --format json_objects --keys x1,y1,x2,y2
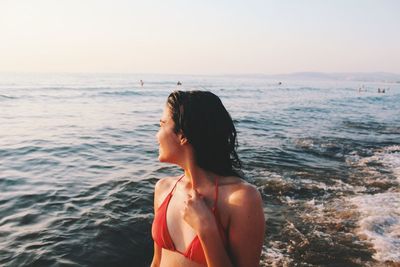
[
  {"x1": 190, "y1": 188, "x2": 203, "y2": 199},
  {"x1": 185, "y1": 189, "x2": 205, "y2": 211}
]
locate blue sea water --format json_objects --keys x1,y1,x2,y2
[{"x1": 0, "y1": 73, "x2": 399, "y2": 266}]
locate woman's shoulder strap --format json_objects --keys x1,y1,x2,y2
[{"x1": 168, "y1": 174, "x2": 184, "y2": 195}]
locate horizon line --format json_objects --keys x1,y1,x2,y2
[{"x1": 1, "y1": 70, "x2": 400, "y2": 77}]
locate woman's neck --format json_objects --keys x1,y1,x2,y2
[
  {"x1": 178, "y1": 145, "x2": 216, "y2": 190},
  {"x1": 182, "y1": 163, "x2": 215, "y2": 190}
]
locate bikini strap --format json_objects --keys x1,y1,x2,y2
[
  {"x1": 168, "y1": 174, "x2": 184, "y2": 196},
  {"x1": 213, "y1": 177, "x2": 219, "y2": 211}
]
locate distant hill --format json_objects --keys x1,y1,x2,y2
[{"x1": 268, "y1": 72, "x2": 400, "y2": 83}]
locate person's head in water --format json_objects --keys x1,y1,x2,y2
[{"x1": 166, "y1": 90, "x2": 241, "y2": 177}]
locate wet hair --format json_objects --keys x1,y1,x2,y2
[{"x1": 167, "y1": 90, "x2": 242, "y2": 177}]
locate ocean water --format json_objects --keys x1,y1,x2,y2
[{"x1": 0, "y1": 73, "x2": 399, "y2": 267}]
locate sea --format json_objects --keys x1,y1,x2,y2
[{"x1": 0, "y1": 73, "x2": 399, "y2": 267}]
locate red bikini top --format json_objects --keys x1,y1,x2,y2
[{"x1": 151, "y1": 175, "x2": 227, "y2": 265}]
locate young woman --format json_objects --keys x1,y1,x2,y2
[{"x1": 151, "y1": 91, "x2": 265, "y2": 267}]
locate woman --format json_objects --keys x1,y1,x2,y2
[{"x1": 151, "y1": 91, "x2": 265, "y2": 267}]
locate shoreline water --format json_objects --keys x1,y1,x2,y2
[{"x1": 1, "y1": 73, "x2": 399, "y2": 266}]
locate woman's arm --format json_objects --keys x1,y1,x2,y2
[
  {"x1": 184, "y1": 188, "x2": 234, "y2": 267},
  {"x1": 184, "y1": 183, "x2": 265, "y2": 267},
  {"x1": 198, "y1": 220, "x2": 234, "y2": 267},
  {"x1": 150, "y1": 178, "x2": 169, "y2": 267},
  {"x1": 227, "y1": 184, "x2": 265, "y2": 267},
  {"x1": 150, "y1": 242, "x2": 162, "y2": 267}
]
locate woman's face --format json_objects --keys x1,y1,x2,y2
[{"x1": 156, "y1": 106, "x2": 182, "y2": 164}]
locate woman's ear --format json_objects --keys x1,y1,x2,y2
[{"x1": 179, "y1": 133, "x2": 188, "y2": 145}]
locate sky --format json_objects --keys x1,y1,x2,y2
[{"x1": 0, "y1": 0, "x2": 399, "y2": 75}]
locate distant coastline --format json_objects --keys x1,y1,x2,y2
[
  {"x1": 1, "y1": 71, "x2": 400, "y2": 84},
  {"x1": 219, "y1": 72, "x2": 400, "y2": 83}
]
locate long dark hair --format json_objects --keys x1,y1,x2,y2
[{"x1": 167, "y1": 90, "x2": 242, "y2": 177}]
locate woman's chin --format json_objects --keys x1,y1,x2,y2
[
  {"x1": 158, "y1": 154, "x2": 175, "y2": 164},
  {"x1": 158, "y1": 154, "x2": 166, "y2": 163}
]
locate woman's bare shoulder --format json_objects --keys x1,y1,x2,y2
[
  {"x1": 220, "y1": 176, "x2": 262, "y2": 206},
  {"x1": 154, "y1": 175, "x2": 181, "y2": 196},
  {"x1": 154, "y1": 175, "x2": 182, "y2": 209}
]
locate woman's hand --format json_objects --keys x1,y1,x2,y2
[{"x1": 182, "y1": 188, "x2": 216, "y2": 233}]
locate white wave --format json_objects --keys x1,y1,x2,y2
[
  {"x1": 346, "y1": 146, "x2": 400, "y2": 262},
  {"x1": 353, "y1": 146, "x2": 400, "y2": 178},
  {"x1": 346, "y1": 146, "x2": 400, "y2": 194},
  {"x1": 349, "y1": 192, "x2": 400, "y2": 263},
  {"x1": 380, "y1": 145, "x2": 400, "y2": 180},
  {"x1": 261, "y1": 242, "x2": 293, "y2": 267}
]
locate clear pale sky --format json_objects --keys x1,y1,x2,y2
[{"x1": 1, "y1": 0, "x2": 399, "y2": 74}]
